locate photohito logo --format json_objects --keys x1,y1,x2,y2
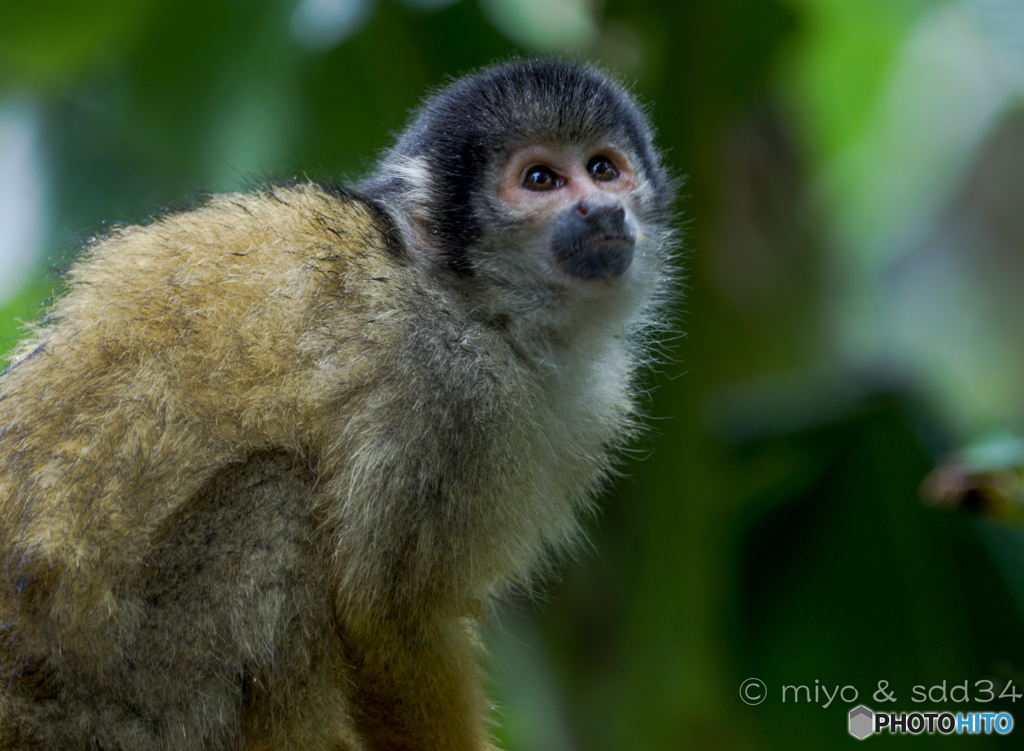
[
  {"x1": 849, "y1": 706, "x2": 874, "y2": 739},
  {"x1": 848, "y1": 706, "x2": 1014, "y2": 739}
]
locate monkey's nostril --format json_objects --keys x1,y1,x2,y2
[{"x1": 578, "y1": 205, "x2": 589, "y2": 216}]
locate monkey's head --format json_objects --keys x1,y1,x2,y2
[{"x1": 363, "y1": 58, "x2": 676, "y2": 333}]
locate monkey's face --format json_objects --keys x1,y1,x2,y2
[{"x1": 497, "y1": 144, "x2": 645, "y2": 285}]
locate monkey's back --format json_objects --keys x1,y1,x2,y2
[{"x1": 0, "y1": 186, "x2": 420, "y2": 747}]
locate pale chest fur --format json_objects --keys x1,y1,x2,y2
[{"x1": 318, "y1": 263, "x2": 642, "y2": 613}]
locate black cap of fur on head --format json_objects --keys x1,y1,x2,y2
[{"x1": 361, "y1": 58, "x2": 672, "y2": 276}]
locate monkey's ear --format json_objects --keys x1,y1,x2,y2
[
  {"x1": 406, "y1": 209, "x2": 450, "y2": 260},
  {"x1": 370, "y1": 156, "x2": 445, "y2": 259}
]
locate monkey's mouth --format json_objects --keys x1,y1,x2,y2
[
  {"x1": 549, "y1": 196, "x2": 637, "y2": 281},
  {"x1": 552, "y1": 232, "x2": 635, "y2": 281}
]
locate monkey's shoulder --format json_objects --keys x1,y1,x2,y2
[
  {"x1": 67, "y1": 182, "x2": 404, "y2": 297},
  {"x1": 3, "y1": 183, "x2": 410, "y2": 381}
]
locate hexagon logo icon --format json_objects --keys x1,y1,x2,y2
[{"x1": 849, "y1": 705, "x2": 874, "y2": 740}]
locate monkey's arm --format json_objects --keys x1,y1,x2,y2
[{"x1": 1, "y1": 451, "x2": 362, "y2": 749}]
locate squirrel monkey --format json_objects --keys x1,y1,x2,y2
[{"x1": 0, "y1": 59, "x2": 676, "y2": 749}]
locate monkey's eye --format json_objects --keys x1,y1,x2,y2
[
  {"x1": 523, "y1": 166, "x2": 560, "y2": 191},
  {"x1": 588, "y1": 156, "x2": 619, "y2": 182}
]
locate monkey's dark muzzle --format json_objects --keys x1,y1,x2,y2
[{"x1": 551, "y1": 194, "x2": 636, "y2": 280}]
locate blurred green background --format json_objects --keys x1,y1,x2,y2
[{"x1": 4, "y1": 0, "x2": 1024, "y2": 747}]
